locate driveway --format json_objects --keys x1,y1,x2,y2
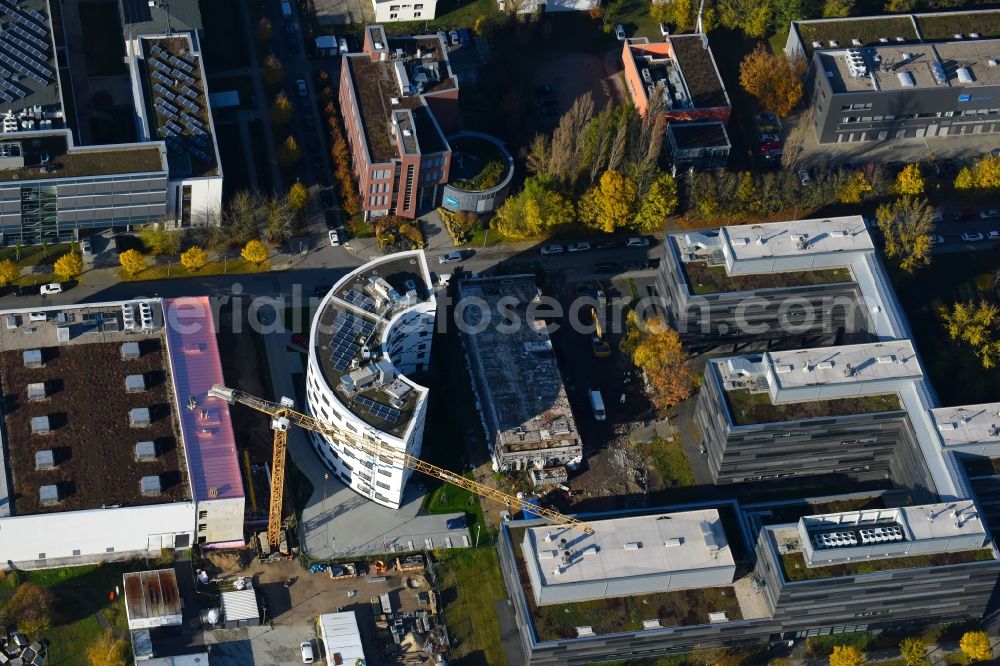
[
  {"x1": 533, "y1": 51, "x2": 626, "y2": 116},
  {"x1": 313, "y1": 0, "x2": 374, "y2": 26},
  {"x1": 205, "y1": 625, "x2": 316, "y2": 666}
]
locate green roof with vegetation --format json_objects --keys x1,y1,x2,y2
[
  {"x1": 682, "y1": 261, "x2": 852, "y2": 296},
  {"x1": 725, "y1": 389, "x2": 902, "y2": 426},
  {"x1": 0, "y1": 141, "x2": 163, "y2": 182},
  {"x1": 510, "y1": 527, "x2": 742, "y2": 640},
  {"x1": 916, "y1": 11, "x2": 1000, "y2": 41},
  {"x1": 449, "y1": 136, "x2": 509, "y2": 192},
  {"x1": 780, "y1": 549, "x2": 995, "y2": 581},
  {"x1": 796, "y1": 17, "x2": 919, "y2": 57}
]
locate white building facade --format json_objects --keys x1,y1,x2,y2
[
  {"x1": 306, "y1": 251, "x2": 436, "y2": 508},
  {"x1": 371, "y1": 0, "x2": 438, "y2": 22}
]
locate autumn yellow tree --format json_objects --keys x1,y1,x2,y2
[
  {"x1": 86, "y1": 628, "x2": 127, "y2": 666},
  {"x1": 837, "y1": 170, "x2": 873, "y2": 204},
  {"x1": 895, "y1": 164, "x2": 925, "y2": 196},
  {"x1": 940, "y1": 301, "x2": 1000, "y2": 368},
  {"x1": 287, "y1": 182, "x2": 309, "y2": 210},
  {"x1": 955, "y1": 155, "x2": 1000, "y2": 190},
  {"x1": 739, "y1": 45, "x2": 806, "y2": 117},
  {"x1": 579, "y1": 169, "x2": 637, "y2": 233},
  {"x1": 0, "y1": 582, "x2": 55, "y2": 634},
  {"x1": 718, "y1": 0, "x2": 772, "y2": 37},
  {"x1": 899, "y1": 637, "x2": 927, "y2": 666},
  {"x1": 241, "y1": 239, "x2": 269, "y2": 266},
  {"x1": 261, "y1": 53, "x2": 284, "y2": 86},
  {"x1": 829, "y1": 645, "x2": 865, "y2": 666},
  {"x1": 180, "y1": 246, "x2": 208, "y2": 272},
  {"x1": 875, "y1": 197, "x2": 933, "y2": 273},
  {"x1": 634, "y1": 172, "x2": 678, "y2": 232},
  {"x1": 255, "y1": 17, "x2": 272, "y2": 46},
  {"x1": 823, "y1": 0, "x2": 855, "y2": 16},
  {"x1": 278, "y1": 136, "x2": 301, "y2": 167},
  {"x1": 620, "y1": 312, "x2": 695, "y2": 410},
  {"x1": 269, "y1": 92, "x2": 294, "y2": 126},
  {"x1": 0, "y1": 258, "x2": 19, "y2": 287},
  {"x1": 494, "y1": 177, "x2": 574, "y2": 240},
  {"x1": 959, "y1": 630, "x2": 992, "y2": 662},
  {"x1": 53, "y1": 252, "x2": 83, "y2": 281},
  {"x1": 118, "y1": 248, "x2": 146, "y2": 276},
  {"x1": 138, "y1": 225, "x2": 182, "y2": 256}
]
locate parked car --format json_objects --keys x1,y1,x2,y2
[
  {"x1": 622, "y1": 259, "x2": 644, "y2": 271},
  {"x1": 286, "y1": 37, "x2": 299, "y2": 55},
  {"x1": 312, "y1": 284, "x2": 332, "y2": 298},
  {"x1": 338, "y1": 37, "x2": 348, "y2": 54},
  {"x1": 449, "y1": 30, "x2": 459, "y2": 45},
  {"x1": 540, "y1": 244, "x2": 564, "y2": 256},
  {"x1": 594, "y1": 262, "x2": 618, "y2": 274},
  {"x1": 296, "y1": 79, "x2": 308, "y2": 97},
  {"x1": 595, "y1": 239, "x2": 618, "y2": 249},
  {"x1": 953, "y1": 208, "x2": 975, "y2": 222},
  {"x1": 79, "y1": 239, "x2": 92, "y2": 255},
  {"x1": 446, "y1": 516, "x2": 468, "y2": 530},
  {"x1": 758, "y1": 133, "x2": 781, "y2": 144},
  {"x1": 438, "y1": 251, "x2": 463, "y2": 264},
  {"x1": 458, "y1": 28, "x2": 471, "y2": 48},
  {"x1": 645, "y1": 257, "x2": 661, "y2": 269},
  {"x1": 930, "y1": 208, "x2": 944, "y2": 223},
  {"x1": 798, "y1": 168, "x2": 812, "y2": 185},
  {"x1": 990, "y1": 230, "x2": 1000, "y2": 240},
  {"x1": 567, "y1": 241, "x2": 591, "y2": 253},
  {"x1": 291, "y1": 332, "x2": 309, "y2": 348},
  {"x1": 962, "y1": 232, "x2": 985, "y2": 242},
  {"x1": 40, "y1": 283, "x2": 62, "y2": 295},
  {"x1": 980, "y1": 209, "x2": 1000, "y2": 220},
  {"x1": 328, "y1": 229, "x2": 341, "y2": 246},
  {"x1": 615, "y1": 24, "x2": 626, "y2": 40},
  {"x1": 659, "y1": 22, "x2": 670, "y2": 37},
  {"x1": 300, "y1": 641, "x2": 315, "y2": 664},
  {"x1": 626, "y1": 236, "x2": 650, "y2": 248}
]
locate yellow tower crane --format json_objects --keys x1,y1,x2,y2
[{"x1": 209, "y1": 383, "x2": 594, "y2": 550}]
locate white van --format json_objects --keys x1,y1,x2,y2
[
  {"x1": 281, "y1": 0, "x2": 292, "y2": 18},
  {"x1": 588, "y1": 389, "x2": 606, "y2": 422}
]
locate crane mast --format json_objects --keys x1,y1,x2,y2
[{"x1": 210, "y1": 384, "x2": 595, "y2": 544}]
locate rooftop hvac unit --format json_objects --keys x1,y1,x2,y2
[
  {"x1": 26, "y1": 382, "x2": 46, "y2": 401},
  {"x1": 971, "y1": 32, "x2": 981, "y2": 39},
  {"x1": 39, "y1": 484, "x2": 59, "y2": 506},
  {"x1": 23, "y1": 349, "x2": 42, "y2": 368},
  {"x1": 56, "y1": 326, "x2": 69, "y2": 343},
  {"x1": 828, "y1": 40, "x2": 838, "y2": 47},
  {"x1": 30, "y1": 415, "x2": 51, "y2": 434},
  {"x1": 5, "y1": 314, "x2": 17, "y2": 330},
  {"x1": 34, "y1": 449, "x2": 54, "y2": 470},
  {"x1": 125, "y1": 374, "x2": 147, "y2": 393},
  {"x1": 135, "y1": 440, "x2": 158, "y2": 461},
  {"x1": 957, "y1": 67, "x2": 974, "y2": 83},
  {"x1": 851, "y1": 38, "x2": 861, "y2": 46},
  {"x1": 575, "y1": 626, "x2": 594, "y2": 637},
  {"x1": 623, "y1": 541, "x2": 642, "y2": 551},
  {"x1": 641, "y1": 68, "x2": 652, "y2": 84},
  {"x1": 897, "y1": 71, "x2": 916, "y2": 87},
  {"x1": 933, "y1": 60, "x2": 948, "y2": 84},
  {"x1": 642, "y1": 619, "x2": 661, "y2": 630},
  {"x1": 122, "y1": 303, "x2": 136, "y2": 330},
  {"x1": 140, "y1": 475, "x2": 162, "y2": 496},
  {"x1": 130, "y1": 407, "x2": 152, "y2": 428},
  {"x1": 879, "y1": 37, "x2": 889, "y2": 43},
  {"x1": 812, "y1": 41, "x2": 822, "y2": 49},
  {"x1": 122, "y1": 341, "x2": 141, "y2": 359}
]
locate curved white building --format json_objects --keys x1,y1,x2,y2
[{"x1": 306, "y1": 251, "x2": 436, "y2": 508}]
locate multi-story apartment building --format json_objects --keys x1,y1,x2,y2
[
  {"x1": 305, "y1": 251, "x2": 436, "y2": 509},
  {"x1": 0, "y1": 0, "x2": 222, "y2": 244},
  {"x1": 339, "y1": 25, "x2": 459, "y2": 219},
  {"x1": 371, "y1": 0, "x2": 438, "y2": 22},
  {"x1": 622, "y1": 35, "x2": 732, "y2": 169},
  {"x1": 786, "y1": 10, "x2": 1000, "y2": 145}
]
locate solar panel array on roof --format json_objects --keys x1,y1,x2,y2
[
  {"x1": 328, "y1": 312, "x2": 376, "y2": 371},
  {"x1": 0, "y1": 1, "x2": 53, "y2": 103},
  {"x1": 145, "y1": 40, "x2": 214, "y2": 172},
  {"x1": 355, "y1": 395, "x2": 401, "y2": 423},
  {"x1": 343, "y1": 288, "x2": 376, "y2": 312}
]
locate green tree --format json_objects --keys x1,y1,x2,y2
[
  {"x1": 180, "y1": 245, "x2": 208, "y2": 272},
  {"x1": 899, "y1": 637, "x2": 927, "y2": 666},
  {"x1": 959, "y1": 630, "x2": 992, "y2": 662},
  {"x1": 634, "y1": 172, "x2": 678, "y2": 231},
  {"x1": 53, "y1": 252, "x2": 83, "y2": 281},
  {"x1": 494, "y1": 177, "x2": 574, "y2": 240},
  {"x1": 895, "y1": 164, "x2": 925, "y2": 196},
  {"x1": 719, "y1": 0, "x2": 772, "y2": 36},
  {"x1": 739, "y1": 45, "x2": 806, "y2": 117},
  {"x1": 829, "y1": 645, "x2": 865, "y2": 666},
  {"x1": 0, "y1": 258, "x2": 19, "y2": 287},
  {"x1": 119, "y1": 248, "x2": 146, "y2": 276},
  {"x1": 0, "y1": 582, "x2": 55, "y2": 635},
  {"x1": 287, "y1": 182, "x2": 309, "y2": 210},
  {"x1": 823, "y1": 0, "x2": 855, "y2": 17},
  {"x1": 875, "y1": 197, "x2": 933, "y2": 273},
  {"x1": 138, "y1": 225, "x2": 182, "y2": 256},
  {"x1": 262, "y1": 53, "x2": 284, "y2": 86},
  {"x1": 269, "y1": 91, "x2": 294, "y2": 126},
  {"x1": 241, "y1": 239, "x2": 269, "y2": 266},
  {"x1": 941, "y1": 301, "x2": 1000, "y2": 369},
  {"x1": 278, "y1": 136, "x2": 301, "y2": 167},
  {"x1": 579, "y1": 169, "x2": 637, "y2": 233}
]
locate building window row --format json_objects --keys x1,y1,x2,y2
[
  {"x1": 372, "y1": 169, "x2": 392, "y2": 179},
  {"x1": 370, "y1": 182, "x2": 390, "y2": 193},
  {"x1": 369, "y1": 195, "x2": 389, "y2": 206}
]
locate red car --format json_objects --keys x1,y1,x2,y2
[
  {"x1": 953, "y1": 208, "x2": 975, "y2": 222},
  {"x1": 291, "y1": 333, "x2": 308, "y2": 349}
]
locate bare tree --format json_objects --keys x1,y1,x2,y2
[
  {"x1": 607, "y1": 114, "x2": 629, "y2": 172},
  {"x1": 524, "y1": 134, "x2": 551, "y2": 176},
  {"x1": 548, "y1": 93, "x2": 595, "y2": 188},
  {"x1": 782, "y1": 107, "x2": 813, "y2": 168}
]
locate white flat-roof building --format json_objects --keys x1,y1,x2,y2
[
  {"x1": 521, "y1": 509, "x2": 736, "y2": 606},
  {"x1": 372, "y1": 0, "x2": 438, "y2": 22},
  {"x1": 931, "y1": 403, "x2": 1000, "y2": 456},
  {"x1": 319, "y1": 612, "x2": 368, "y2": 665},
  {"x1": 306, "y1": 251, "x2": 436, "y2": 509}
]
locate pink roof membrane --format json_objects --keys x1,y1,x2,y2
[{"x1": 163, "y1": 297, "x2": 243, "y2": 501}]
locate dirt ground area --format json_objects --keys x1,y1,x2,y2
[
  {"x1": 532, "y1": 52, "x2": 626, "y2": 120},
  {"x1": 200, "y1": 551, "x2": 443, "y2": 665}
]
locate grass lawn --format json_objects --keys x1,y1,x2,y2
[
  {"x1": 436, "y1": 548, "x2": 509, "y2": 666},
  {"x1": 639, "y1": 438, "x2": 696, "y2": 490},
  {"x1": 118, "y1": 256, "x2": 270, "y2": 282},
  {"x1": 0, "y1": 242, "x2": 77, "y2": 268},
  {"x1": 424, "y1": 473, "x2": 487, "y2": 538},
  {"x1": 0, "y1": 562, "x2": 142, "y2": 666}
]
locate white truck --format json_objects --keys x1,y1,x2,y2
[{"x1": 588, "y1": 389, "x2": 606, "y2": 422}]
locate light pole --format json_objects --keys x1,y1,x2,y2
[
  {"x1": 323, "y1": 472, "x2": 330, "y2": 552},
  {"x1": 475, "y1": 523, "x2": 481, "y2": 548}
]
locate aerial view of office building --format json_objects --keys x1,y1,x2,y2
[
  {"x1": 0, "y1": 0, "x2": 221, "y2": 244},
  {"x1": 658, "y1": 216, "x2": 875, "y2": 347},
  {"x1": 339, "y1": 25, "x2": 458, "y2": 220},
  {"x1": 458, "y1": 274, "x2": 584, "y2": 472},
  {"x1": 0, "y1": 297, "x2": 243, "y2": 569},
  {"x1": 786, "y1": 9, "x2": 1000, "y2": 144},
  {"x1": 305, "y1": 251, "x2": 436, "y2": 509},
  {"x1": 622, "y1": 35, "x2": 732, "y2": 169}
]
